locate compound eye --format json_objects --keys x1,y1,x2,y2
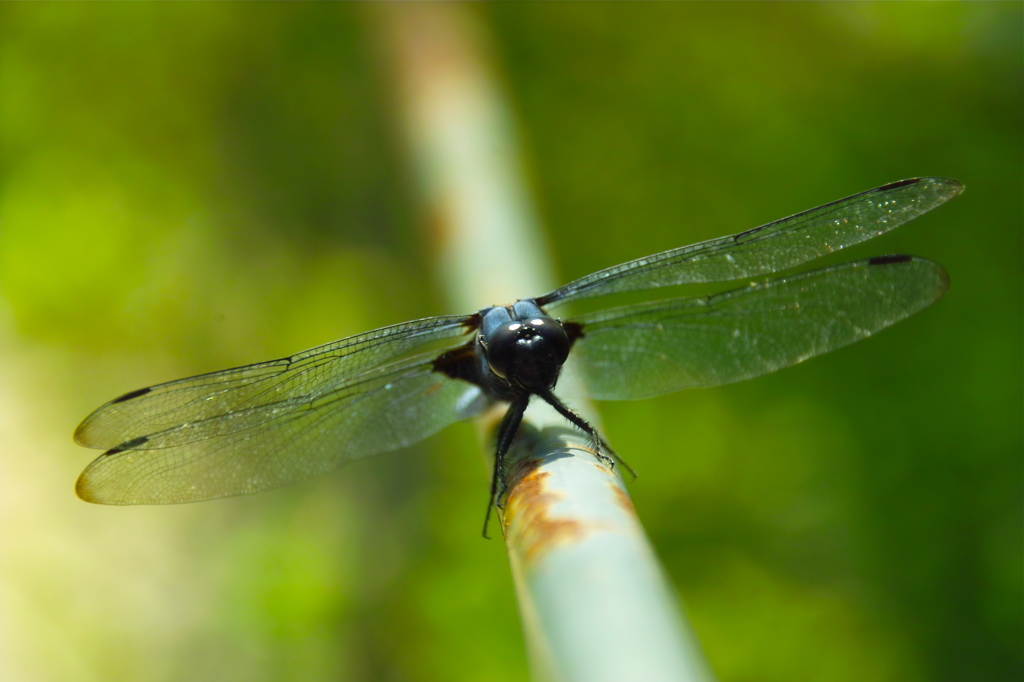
[
  {"x1": 483, "y1": 316, "x2": 571, "y2": 391},
  {"x1": 485, "y1": 322, "x2": 522, "y2": 380},
  {"x1": 529, "y1": 318, "x2": 571, "y2": 367}
]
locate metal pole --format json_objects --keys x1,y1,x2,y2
[{"x1": 378, "y1": 6, "x2": 714, "y2": 681}]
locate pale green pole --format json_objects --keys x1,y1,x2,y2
[{"x1": 379, "y1": 6, "x2": 714, "y2": 681}]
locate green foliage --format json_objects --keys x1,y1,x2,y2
[{"x1": 0, "y1": 3, "x2": 1019, "y2": 681}]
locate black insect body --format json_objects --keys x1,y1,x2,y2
[{"x1": 436, "y1": 300, "x2": 609, "y2": 533}]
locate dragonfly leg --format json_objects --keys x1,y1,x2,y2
[
  {"x1": 537, "y1": 390, "x2": 616, "y2": 469},
  {"x1": 598, "y1": 436, "x2": 637, "y2": 480},
  {"x1": 482, "y1": 395, "x2": 529, "y2": 539}
]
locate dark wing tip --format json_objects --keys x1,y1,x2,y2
[
  {"x1": 880, "y1": 177, "x2": 964, "y2": 198},
  {"x1": 881, "y1": 178, "x2": 922, "y2": 190},
  {"x1": 106, "y1": 436, "x2": 149, "y2": 454},
  {"x1": 865, "y1": 255, "x2": 950, "y2": 300},
  {"x1": 112, "y1": 386, "x2": 152, "y2": 404},
  {"x1": 75, "y1": 386, "x2": 155, "y2": 446},
  {"x1": 77, "y1": 437, "x2": 152, "y2": 503},
  {"x1": 868, "y1": 254, "x2": 913, "y2": 266}
]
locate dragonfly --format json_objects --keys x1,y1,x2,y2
[{"x1": 75, "y1": 177, "x2": 962, "y2": 535}]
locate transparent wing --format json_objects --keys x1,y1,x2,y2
[
  {"x1": 75, "y1": 313, "x2": 477, "y2": 451},
  {"x1": 538, "y1": 178, "x2": 961, "y2": 308},
  {"x1": 563, "y1": 256, "x2": 947, "y2": 401},
  {"x1": 76, "y1": 354, "x2": 489, "y2": 504},
  {"x1": 74, "y1": 313, "x2": 487, "y2": 504}
]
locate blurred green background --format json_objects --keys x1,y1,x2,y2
[{"x1": 1, "y1": 3, "x2": 1020, "y2": 682}]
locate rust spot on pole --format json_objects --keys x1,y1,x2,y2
[
  {"x1": 610, "y1": 483, "x2": 637, "y2": 517},
  {"x1": 504, "y1": 464, "x2": 587, "y2": 566}
]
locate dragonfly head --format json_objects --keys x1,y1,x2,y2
[{"x1": 484, "y1": 315, "x2": 570, "y2": 392}]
